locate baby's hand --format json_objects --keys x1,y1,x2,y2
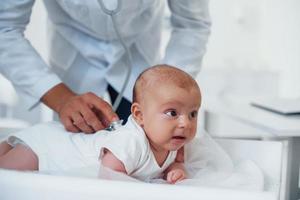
[{"x1": 166, "y1": 168, "x2": 186, "y2": 184}]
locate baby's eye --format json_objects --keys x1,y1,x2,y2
[
  {"x1": 190, "y1": 111, "x2": 198, "y2": 118},
  {"x1": 166, "y1": 110, "x2": 177, "y2": 117}
]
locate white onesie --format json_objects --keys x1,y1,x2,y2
[{"x1": 6, "y1": 115, "x2": 177, "y2": 181}]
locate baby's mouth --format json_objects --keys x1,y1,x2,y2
[
  {"x1": 171, "y1": 136, "x2": 187, "y2": 145},
  {"x1": 172, "y1": 136, "x2": 186, "y2": 140},
  {"x1": 170, "y1": 135, "x2": 186, "y2": 148}
]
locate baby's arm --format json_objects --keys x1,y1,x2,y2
[
  {"x1": 101, "y1": 148, "x2": 127, "y2": 174},
  {"x1": 164, "y1": 161, "x2": 187, "y2": 184}
]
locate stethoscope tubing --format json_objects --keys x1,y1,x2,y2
[{"x1": 97, "y1": 0, "x2": 133, "y2": 113}]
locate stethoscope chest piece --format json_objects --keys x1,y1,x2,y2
[{"x1": 105, "y1": 120, "x2": 124, "y2": 131}]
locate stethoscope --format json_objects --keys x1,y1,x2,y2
[{"x1": 97, "y1": 0, "x2": 131, "y2": 130}]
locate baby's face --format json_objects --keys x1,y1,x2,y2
[{"x1": 139, "y1": 84, "x2": 201, "y2": 152}]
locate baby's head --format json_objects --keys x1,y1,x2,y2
[{"x1": 131, "y1": 65, "x2": 201, "y2": 152}]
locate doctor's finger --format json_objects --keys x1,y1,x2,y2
[
  {"x1": 62, "y1": 117, "x2": 80, "y2": 133},
  {"x1": 86, "y1": 95, "x2": 119, "y2": 126},
  {"x1": 71, "y1": 112, "x2": 94, "y2": 134},
  {"x1": 80, "y1": 105, "x2": 105, "y2": 132}
]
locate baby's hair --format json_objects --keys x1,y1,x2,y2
[{"x1": 132, "y1": 64, "x2": 200, "y2": 103}]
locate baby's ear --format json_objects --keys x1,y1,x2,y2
[{"x1": 131, "y1": 102, "x2": 143, "y2": 126}]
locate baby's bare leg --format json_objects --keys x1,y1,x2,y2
[
  {"x1": 0, "y1": 143, "x2": 38, "y2": 170},
  {"x1": 0, "y1": 142, "x2": 13, "y2": 156}
]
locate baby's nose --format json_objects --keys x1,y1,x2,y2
[{"x1": 178, "y1": 115, "x2": 190, "y2": 128}]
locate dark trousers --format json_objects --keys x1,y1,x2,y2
[{"x1": 107, "y1": 85, "x2": 131, "y2": 124}]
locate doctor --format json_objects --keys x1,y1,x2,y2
[{"x1": 0, "y1": 0, "x2": 211, "y2": 134}]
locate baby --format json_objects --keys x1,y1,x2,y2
[{"x1": 0, "y1": 65, "x2": 201, "y2": 184}]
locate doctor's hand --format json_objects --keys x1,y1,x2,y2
[{"x1": 41, "y1": 83, "x2": 119, "y2": 134}]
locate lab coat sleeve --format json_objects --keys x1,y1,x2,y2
[
  {"x1": 163, "y1": 0, "x2": 211, "y2": 77},
  {"x1": 0, "y1": 0, "x2": 62, "y2": 110}
]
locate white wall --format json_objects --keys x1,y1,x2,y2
[
  {"x1": 203, "y1": 0, "x2": 265, "y2": 70},
  {"x1": 260, "y1": 0, "x2": 300, "y2": 98},
  {"x1": 202, "y1": 0, "x2": 300, "y2": 98}
]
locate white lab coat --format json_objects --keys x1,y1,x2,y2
[{"x1": 0, "y1": 0, "x2": 211, "y2": 110}]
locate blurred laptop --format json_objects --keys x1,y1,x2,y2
[{"x1": 251, "y1": 98, "x2": 300, "y2": 115}]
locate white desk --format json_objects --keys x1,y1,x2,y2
[{"x1": 203, "y1": 95, "x2": 300, "y2": 200}]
